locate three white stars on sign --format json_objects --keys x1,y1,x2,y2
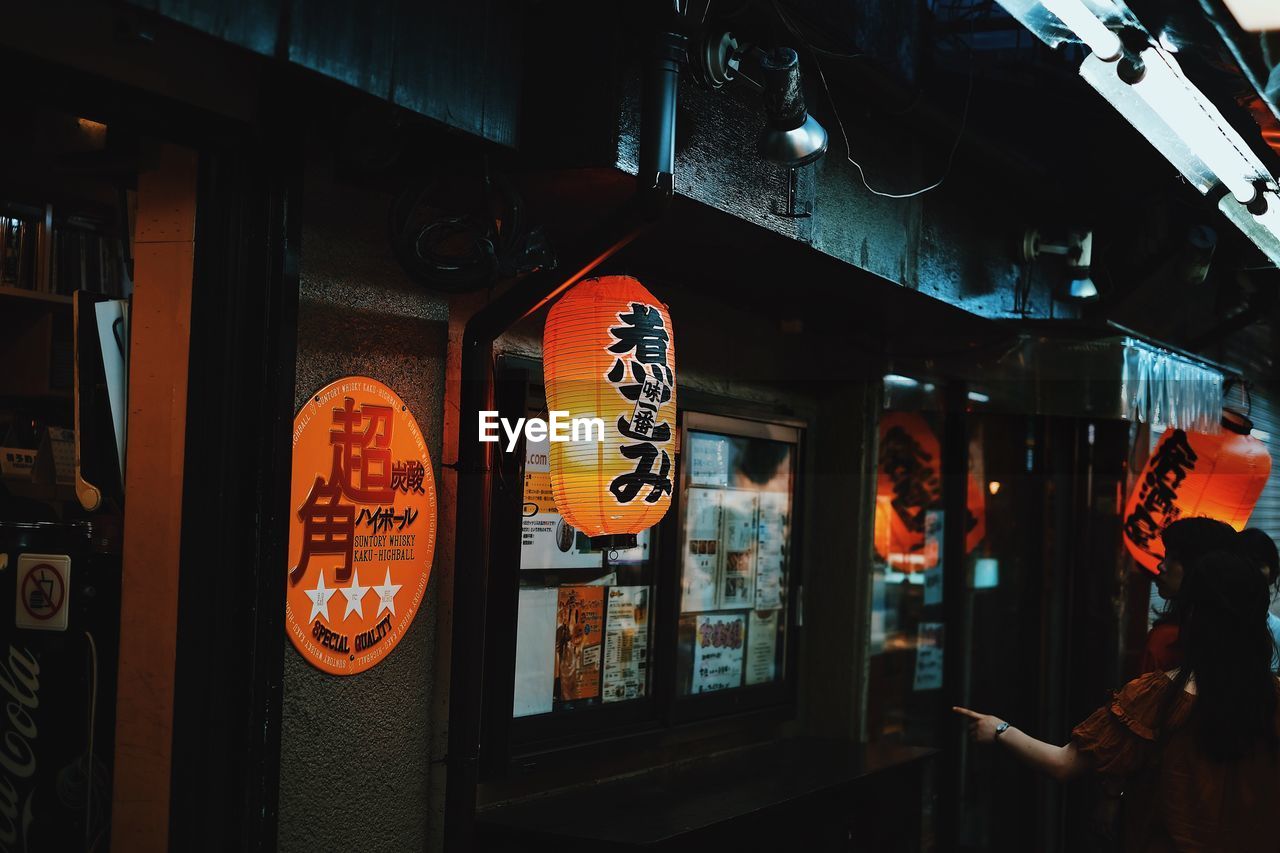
[{"x1": 305, "y1": 566, "x2": 402, "y2": 623}]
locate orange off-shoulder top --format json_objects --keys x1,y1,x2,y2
[{"x1": 1071, "y1": 671, "x2": 1280, "y2": 853}]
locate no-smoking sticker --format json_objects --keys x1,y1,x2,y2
[{"x1": 15, "y1": 554, "x2": 70, "y2": 632}]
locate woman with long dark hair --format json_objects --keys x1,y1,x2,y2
[
  {"x1": 1239, "y1": 527, "x2": 1280, "y2": 672},
  {"x1": 1141, "y1": 517, "x2": 1240, "y2": 673},
  {"x1": 955, "y1": 549, "x2": 1280, "y2": 851}
]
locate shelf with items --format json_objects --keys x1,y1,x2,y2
[
  {"x1": 0, "y1": 285, "x2": 73, "y2": 307},
  {"x1": 0, "y1": 207, "x2": 130, "y2": 300}
]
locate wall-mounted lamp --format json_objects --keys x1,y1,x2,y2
[
  {"x1": 694, "y1": 30, "x2": 828, "y2": 217},
  {"x1": 757, "y1": 47, "x2": 829, "y2": 169},
  {"x1": 1023, "y1": 228, "x2": 1100, "y2": 301}
]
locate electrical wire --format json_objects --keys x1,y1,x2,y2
[
  {"x1": 812, "y1": 48, "x2": 976, "y2": 199},
  {"x1": 771, "y1": 1, "x2": 868, "y2": 61}
]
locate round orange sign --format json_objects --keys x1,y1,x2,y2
[{"x1": 286, "y1": 376, "x2": 437, "y2": 675}]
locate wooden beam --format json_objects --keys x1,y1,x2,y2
[{"x1": 110, "y1": 143, "x2": 198, "y2": 853}]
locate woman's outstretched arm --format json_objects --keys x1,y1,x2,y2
[{"x1": 952, "y1": 706, "x2": 1094, "y2": 781}]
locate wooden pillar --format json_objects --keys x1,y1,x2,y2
[{"x1": 110, "y1": 143, "x2": 198, "y2": 853}]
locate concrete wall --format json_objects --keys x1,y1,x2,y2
[
  {"x1": 614, "y1": 69, "x2": 1078, "y2": 324},
  {"x1": 277, "y1": 150, "x2": 450, "y2": 852}
]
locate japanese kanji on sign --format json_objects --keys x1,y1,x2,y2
[
  {"x1": 287, "y1": 376, "x2": 438, "y2": 675},
  {"x1": 873, "y1": 411, "x2": 986, "y2": 572},
  {"x1": 543, "y1": 275, "x2": 676, "y2": 548},
  {"x1": 1122, "y1": 412, "x2": 1271, "y2": 574}
]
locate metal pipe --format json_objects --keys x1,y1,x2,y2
[{"x1": 638, "y1": 27, "x2": 687, "y2": 204}]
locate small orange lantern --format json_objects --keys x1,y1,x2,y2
[
  {"x1": 543, "y1": 275, "x2": 676, "y2": 548},
  {"x1": 1123, "y1": 411, "x2": 1272, "y2": 574},
  {"x1": 874, "y1": 411, "x2": 985, "y2": 570}
]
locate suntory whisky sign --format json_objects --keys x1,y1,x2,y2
[{"x1": 287, "y1": 376, "x2": 437, "y2": 675}]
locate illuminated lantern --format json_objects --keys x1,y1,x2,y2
[
  {"x1": 543, "y1": 275, "x2": 676, "y2": 548},
  {"x1": 1123, "y1": 411, "x2": 1272, "y2": 574},
  {"x1": 874, "y1": 411, "x2": 986, "y2": 570}
]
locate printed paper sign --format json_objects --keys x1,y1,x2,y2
[
  {"x1": 603, "y1": 586, "x2": 650, "y2": 703},
  {"x1": 513, "y1": 588, "x2": 557, "y2": 717},
  {"x1": 754, "y1": 492, "x2": 787, "y2": 611},
  {"x1": 681, "y1": 487, "x2": 721, "y2": 612},
  {"x1": 922, "y1": 568, "x2": 943, "y2": 606},
  {"x1": 913, "y1": 621, "x2": 945, "y2": 691},
  {"x1": 555, "y1": 585, "x2": 604, "y2": 703},
  {"x1": 720, "y1": 491, "x2": 758, "y2": 609},
  {"x1": 286, "y1": 377, "x2": 437, "y2": 675},
  {"x1": 521, "y1": 432, "x2": 648, "y2": 568},
  {"x1": 693, "y1": 613, "x2": 745, "y2": 693},
  {"x1": 745, "y1": 610, "x2": 778, "y2": 686},
  {"x1": 688, "y1": 432, "x2": 730, "y2": 487}
]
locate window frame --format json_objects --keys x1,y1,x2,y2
[
  {"x1": 664, "y1": 409, "x2": 806, "y2": 725},
  {"x1": 479, "y1": 358, "x2": 807, "y2": 779}
]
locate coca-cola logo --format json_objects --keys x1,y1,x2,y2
[{"x1": 0, "y1": 645, "x2": 40, "y2": 851}]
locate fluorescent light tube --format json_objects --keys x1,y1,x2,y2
[
  {"x1": 1081, "y1": 47, "x2": 1273, "y2": 205},
  {"x1": 995, "y1": 0, "x2": 1126, "y2": 55},
  {"x1": 1217, "y1": 192, "x2": 1280, "y2": 266},
  {"x1": 1042, "y1": 0, "x2": 1122, "y2": 59}
]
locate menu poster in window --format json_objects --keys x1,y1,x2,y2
[
  {"x1": 754, "y1": 492, "x2": 787, "y2": 611},
  {"x1": 555, "y1": 585, "x2": 605, "y2": 703},
  {"x1": 522, "y1": 433, "x2": 646, "y2": 569},
  {"x1": 912, "y1": 621, "x2": 944, "y2": 691},
  {"x1": 922, "y1": 510, "x2": 944, "y2": 605},
  {"x1": 689, "y1": 432, "x2": 730, "y2": 487},
  {"x1": 681, "y1": 487, "x2": 721, "y2": 612},
  {"x1": 720, "y1": 491, "x2": 758, "y2": 609},
  {"x1": 745, "y1": 610, "x2": 778, "y2": 686},
  {"x1": 513, "y1": 587, "x2": 557, "y2": 717},
  {"x1": 603, "y1": 586, "x2": 649, "y2": 703},
  {"x1": 693, "y1": 613, "x2": 745, "y2": 693}
]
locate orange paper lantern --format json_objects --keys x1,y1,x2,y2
[
  {"x1": 1123, "y1": 413, "x2": 1272, "y2": 574},
  {"x1": 874, "y1": 411, "x2": 985, "y2": 571},
  {"x1": 543, "y1": 275, "x2": 676, "y2": 545}
]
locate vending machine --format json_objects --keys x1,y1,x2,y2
[{"x1": 0, "y1": 518, "x2": 120, "y2": 852}]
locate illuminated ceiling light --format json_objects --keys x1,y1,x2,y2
[
  {"x1": 988, "y1": 481, "x2": 1002, "y2": 495},
  {"x1": 1221, "y1": 0, "x2": 1280, "y2": 32},
  {"x1": 1075, "y1": 46, "x2": 1274, "y2": 204},
  {"x1": 883, "y1": 374, "x2": 919, "y2": 387},
  {"x1": 997, "y1": 0, "x2": 1280, "y2": 267},
  {"x1": 997, "y1": 0, "x2": 1125, "y2": 57},
  {"x1": 967, "y1": 391, "x2": 991, "y2": 403},
  {"x1": 1125, "y1": 49, "x2": 1271, "y2": 205},
  {"x1": 1041, "y1": 0, "x2": 1122, "y2": 59},
  {"x1": 1217, "y1": 191, "x2": 1280, "y2": 266},
  {"x1": 1081, "y1": 47, "x2": 1273, "y2": 206}
]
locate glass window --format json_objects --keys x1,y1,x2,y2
[
  {"x1": 493, "y1": 368, "x2": 804, "y2": 762},
  {"x1": 674, "y1": 413, "x2": 798, "y2": 697},
  {"x1": 866, "y1": 387, "x2": 953, "y2": 747},
  {"x1": 511, "y1": 393, "x2": 657, "y2": 719}
]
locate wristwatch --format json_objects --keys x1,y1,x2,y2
[{"x1": 994, "y1": 722, "x2": 1011, "y2": 739}]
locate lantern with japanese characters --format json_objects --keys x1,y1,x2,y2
[
  {"x1": 543, "y1": 275, "x2": 676, "y2": 548},
  {"x1": 1123, "y1": 411, "x2": 1272, "y2": 574},
  {"x1": 873, "y1": 411, "x2": 986, "y2": 571}
]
